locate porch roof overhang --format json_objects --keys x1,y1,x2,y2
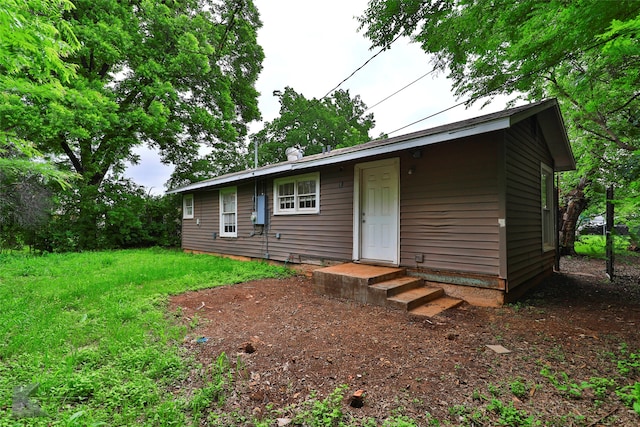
[{"x1": 167, "y1": 98, "x2": 575, "y2": 194}]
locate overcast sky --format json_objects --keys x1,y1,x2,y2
[{"x1": 124, "y1": 0, "x2": 516, "y2": 194}]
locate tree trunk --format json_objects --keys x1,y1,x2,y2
[
  {"x1": 559, "y1": 177, "x2": 588, "y2": 256},
  {"x1": 77, "y1": 184, "x2": 101, "y2": 250}
]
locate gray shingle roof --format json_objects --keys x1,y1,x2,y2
[{"x1": 167, "y1": 98, "x2": 574, "y2": 194}]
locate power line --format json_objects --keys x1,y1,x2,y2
[
  {"x1": 384, "y1": 24, "x2": 627, "y2": 137},
  {"x1": 386, "y1": 100, "x2": 468, "y2": 136},
  {"x1": 319, "y1": 31, "x2": 406, "y2": 101},
  {"x1": 349, "y1": 68, "x2": 437, "y2": 121}
]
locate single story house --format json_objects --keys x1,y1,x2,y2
[{"x1": 168, "y1": 99, "x2": 575, "y2": 306}]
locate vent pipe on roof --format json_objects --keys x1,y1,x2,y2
[{"x1": 285, "y1": 146, "x2": 303, "y2": 161}]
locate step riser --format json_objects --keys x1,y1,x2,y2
[
  {"x1": 386, "y1": 279, "x2": 423, "y2": 297},
  {"x1": 387, "y1": 288, "x2": 444, "y2": 311},
  {"x1": 368, "y1": 278, "x2": 423, "y2": 306}
]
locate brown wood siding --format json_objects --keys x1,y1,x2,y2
[
  {"x1": 181, "y1": 165, "x2": 355, "y2": 264},
  {"x1": 268, "y1": 166, "x2": 354, "y2": 262},
  {"x1": 399, "y1": 135, "x2": 501, "y2": 275},
  {"x1": 181, "y1": 183, "x2": 265, "y2": 259},
  {"x1": 505, "y1": 118, "x2": 555, "y2": 290}
]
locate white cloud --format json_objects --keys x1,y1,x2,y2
[{"x1": 126, "y1": 0, "x2": 515, "y2": 194}]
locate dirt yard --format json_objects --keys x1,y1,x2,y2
[{"x1": 170, "y1": 256, "x2": 640, "y2": 425}]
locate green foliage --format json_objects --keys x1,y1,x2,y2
[
  {"x1": 617, "y1": 344, "x2": 640, "y2": 377},
  {"x1": 616, "y1": 382, "x2": 640, "y2": 414},
  {"x1": 291, "y1": 385, "x2": 348, "y2": 427},
  {"x1": 2, "y1": 0, "x2": 265, "y2": 243},
  {"x1": 1, "y1": 0, "x2": 79, "y2": 189},
  {"x1": 575, "y1": 235, "x2": 636, "y2": 258},
  {"x1": 0, "y1": 0, "x2": 78, "y2": 80},
  {"x1": 509, "y1": 378, "x2": 530, "y2": 400},
  {"x1": 190, "y1": 353, "x2": 232, "y2": 423},
  {"x1": 0, "y1": 249, "x2": 289, "y2": 424},
  {"x1": 585, "y1": 377, "x2": 616, "y2": 400},
  {"x1": 381, "y1": 414, "x2": 418, "y2": 427},
  {"x1": 358, "y1": 0, "x2": 640, "y2": 249},
  {"x1": 487, "y1": 399, "x2": 539, "y2": 427},
  {"x1": 541, "y1": 362, "x2": 633, "y2": 407},
  {"x1": 250, "y1": 87, "x2": 376, "y2": 167},
  {"x1": 447, "y1": 403, "x2": 488, "y2": 426},
  {"x1": 540, "y1": 366, "x2": 584, "y2": 399},
  {"x1": 32, "y1": 178, "x2": 181, "y2": 252}
]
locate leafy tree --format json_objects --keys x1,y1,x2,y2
[
  {"x1": 0, "y1": 0, "x2": 78, "y2": 185},
  {"x1": 34, "y1": 178, "x2": 181, "y2": 252},
  {"x1": 1, "y1": 0, "x2": 80, "y2": 250},
  {"x1": 250, "y1": 87, "x2": 376, "y2": 166},
  {"x1": 1, "y1": 0, "x2": 264, "y2": 249},
  {"x1": 358, "y1": 0, "x2": 640, "y2": 254},
  {"x1": 0, "y1": 169, "x2": 53, "y2": 250}
]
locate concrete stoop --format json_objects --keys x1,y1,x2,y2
[{"x1": 312, "y1": 263, "x2": 463, "y2": 317}]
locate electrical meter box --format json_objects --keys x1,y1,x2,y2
[{"x1": 255, "y1": 195, "x2": 267, "y2": 225}]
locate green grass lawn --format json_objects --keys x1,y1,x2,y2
[
  {"x1": 2, "y1": 248, "x2": 637, "y2": 426},
  {"x1": 0, "y1": 248, "x2": 290, "y2": 426}
]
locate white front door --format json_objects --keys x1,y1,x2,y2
[{"x1": 354, "y1": 158, "x2": 399, "y2": 264}]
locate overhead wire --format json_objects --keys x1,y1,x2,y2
[
  {"x1": 319, "y1": 32, "x2": 406, "y2": 101},
  {"x1": 348, "y1": 68, "x2": 437, "y2": 121},
  {"x1": 290, "y1": 2, "x2": 633, "y2": 140},
  {"x1": 383, "y1": 22, "x2": 630, "y2": 137}
]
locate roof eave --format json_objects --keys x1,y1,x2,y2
[
  {"x1": 166, "y1": 99, "x2": 576, "y2": 194},
  {"x1": 166, "y1": 116, "x2": 512, "y2": 194}
]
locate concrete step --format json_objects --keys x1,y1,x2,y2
[
  {"x1": 312, "y1": 263, "x2": 463, "y2": 317},
  {"x1": 387, "y1": 286, "x2": 444, "y2": 311},
  {"x1": 409, "y1": 296, "x2": 464, "y2": 317},
  {"x1": 368, "y1": 276, "x2": 423, "y2": 306},
  {"x1": 313, "y1": 263, "x2": 406, "y2": 302}
]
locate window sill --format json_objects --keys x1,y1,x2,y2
[{"x1": 273, "y1": 211, "x2": 319, "y2": 215}]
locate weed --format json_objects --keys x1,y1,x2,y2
[
  {"x1": 382, "y1": 414, "x2": 418, "y2": 426},
  {"x1": 188, "y1": 313, "x2": 201, "y2": 329},
  {"x1": 472, "y1": 389, "x2": 488, "y2": 401},
  {"x1": 583, "y1": 377, "x2": 615, "y2": 400},
  {"x1": 488, "y1": 382, "x2": 502, "y2": 397},
  {"x1": 448, "y1": 404, "x2": 487, "y2": 425},
  {"x1": 548, "y1": 345, "x2": 567, "y2": 362},
  {"x1": 541, "y1": 367, "x2": 618, "y2": 402},
  {"x1": 190, "y1": 353, "x2": 232, "y2": 422},
  {"x1": 540, "y1": 366, "x2": 583, "y2": 399},
  {"x1": 616, "y1": 344, "x2": 640, "y2": 377},
  {"x1": 508, "y1": 301, "x2": 528, "y2": 312},
  {"x1": 292, "y1": 385, "x2": 348, "y2": 427},
  {"x1": 509, "y1": 377, "x2": 530, "y2": 399},
  {"x1": 448, "y1": 404, "x2": 467, "y2": 417},
  {"x1": 487, "y1": 399, "x2": 539, "y2": 426},
  {"x1": 616, "y1": 382, "x2": 640, "y2": 414}
]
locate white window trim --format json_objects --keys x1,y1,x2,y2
[
  {"x1": 541, "y1": 163, "x2": 555, "y2": 252},
  {"x1": 273, "y1": 172, "x2": 320, "y2": 215},
  {"x1": 219, "y1": 187, "x2": 237, "y2": 237},
  {"x1": 183, "y1": 194, "x2": 194, "y2": 219}
]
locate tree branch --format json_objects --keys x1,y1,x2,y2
[
  {"x1": 576, "y1": 124, "x2": 617, "y2": 144},
  {"x1": 606, "y1": 92, "x2": 640, "y2": 116},
  {"x1": 58, "y1": 137, "x2": 84, "y2": 174},
  {"x1": 550, "y1": 73, "x2": 635, "y2": 151},
  {"x1": 215, "y1": 0, "x2": 244, "y2": 58}
]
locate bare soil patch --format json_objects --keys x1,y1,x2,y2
[{"x1": 170, "y1": 256, "x2": 640, "y2": 425}]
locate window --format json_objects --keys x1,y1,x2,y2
[
  {"x1": 274, "y1": 173, "x2": 320, "y2": 214},
  {"x1": 541, "y1": 164, "x2": 554, "y2": 251},
  {"x1": 183, "y1": 194, "x2": 194, "y2": 219},
  {"x1": 219, "y1": 187, "x2": 237, "y2": 237}
]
